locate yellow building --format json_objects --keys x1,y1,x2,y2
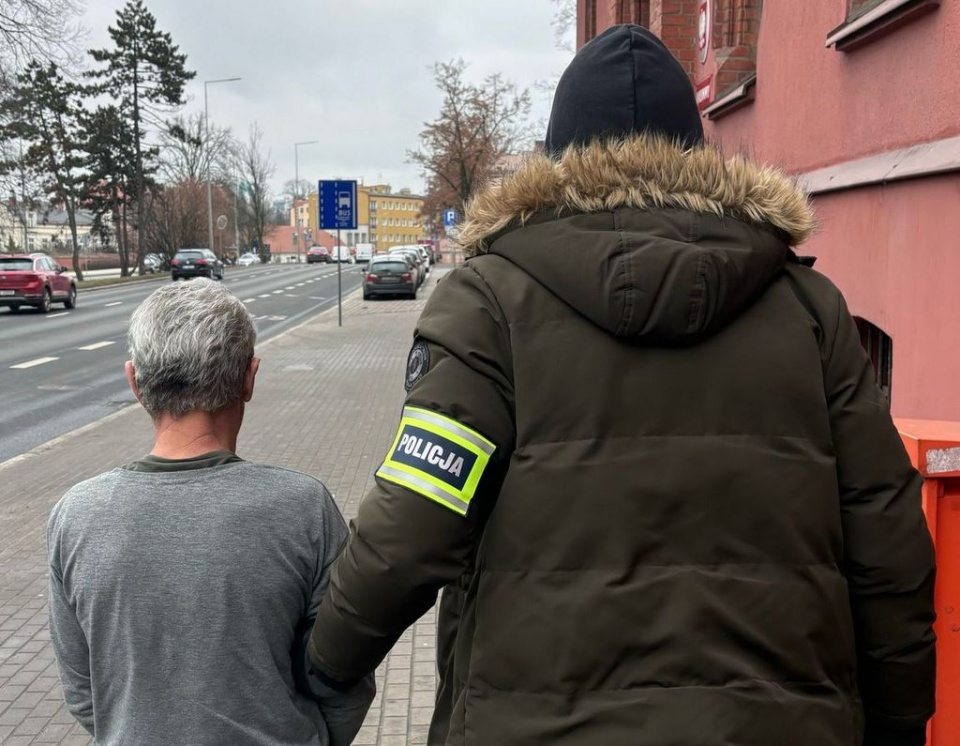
[{"x1": 360, "y1": 185, "x2": 426, "y2": 251}]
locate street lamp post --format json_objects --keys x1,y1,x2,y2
[
  {"x1": 293, "y1": 140, "x2": 318, "y2": 263},
  {"x1": 205, "y1": 77, "x2": 241, "y2": 256}
]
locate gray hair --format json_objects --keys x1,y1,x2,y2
[{"x1": 128, "y1": 278, "x2": 257, "y2": 418}]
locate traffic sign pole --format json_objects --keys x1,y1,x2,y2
[
  {"x1": 337, "y1": 228, "x2": 342, "y2": 327},
  {"x1": 319, "y1": 179, "x2": 358, "y2": 327}
]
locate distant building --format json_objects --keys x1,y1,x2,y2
[
  {"x1": 578, "y1": 0, "x2": 960, "y2": 421},
  {"x1": 361, "y1": 185, "x2": 425, "y2": 251},
  {"x1": 0, "y1": 203, "x2": 106, "y2": 255}
]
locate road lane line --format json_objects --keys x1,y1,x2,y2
[
  {"x1": 105, "y1": 301, "x2": 123, "y2": 307},
  {"x1": 45, "y1": 312, "x2": 69, "y2": 319},
  {"x1": 78, "y1": 341, "x2": 116, "y2": 351},
  {"x1": 284, "y1": 294, "x2": 299, "y2": 298},
  {"x1": 272, "y1": 290, "x2": 283, "y2": 294},
  {"x1": 295, "y1": 283, "x2": 305, "y2": 287},
  {"x1": 258, "y1": 294, "x2": 270, "y2": 298},
  {"x1": 242, "y1": 298, "x2": 257, "y2": 303},
  {"x1": 308, "y1": 296, "x2": 326, "y2": 301},
  {"x1": 11, "y1": 357, "x2": 59, "y2": 369},
  {"x1": 284, "y1": 285, "x2": 295, "y2": 290}
]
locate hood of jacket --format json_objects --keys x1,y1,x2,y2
[{"x1": 456, "y1": 136, "x2": 817, "y2": 345}]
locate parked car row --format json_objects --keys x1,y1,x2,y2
[
  {"x1": 0, "y1": 253, "x2": 78, "y2": 313},
  {"x1": 361, "y1": 245, "x2": 434, "y2": 301}
]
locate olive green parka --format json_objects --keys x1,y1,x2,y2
[{"x1": 309, "y1": 136, "x2": 935, "y2": 746}]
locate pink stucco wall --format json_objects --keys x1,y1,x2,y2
[
  {"x1": 805, "y1": 175, "x2": 960, "y2": 420},
  {"x1": 705, "y1": 1, "x2": 960, "y2": 172},
  {"x1": 705, "y1": 1, "x2": 960, "y2": 420}
]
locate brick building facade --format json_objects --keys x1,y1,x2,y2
[{"x1": 576, "y1": 0, "x2": 960, "y2": 422}]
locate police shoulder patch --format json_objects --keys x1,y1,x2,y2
[
  {"x1": 404, "y1": 341, "x2": 431, "y2": 392},
  {"x1": 376, "y1": 406, "x2": 496, "y2": 517}
]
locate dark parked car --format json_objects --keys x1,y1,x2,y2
[
  {"x1": 170, "y1": 249, "x2": 223, "y2": 281},
  {"x1": 362, "y1": 256, "x2": 417, "y2": 300},
  {"x1": 0, "y1": 253, "x2": 77, "y2": 313}
]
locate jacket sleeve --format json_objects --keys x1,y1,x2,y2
[
  {"x1": 308, "y1": 264, "x2": 515, "y2": 683},
  {"x1": 820, "y1": 284, "x2": 936, "y2": 744}
]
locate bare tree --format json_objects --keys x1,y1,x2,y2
[
  {"x1": 160, "y1": 112, "x2": 235, "y2": 185},
  {"x1": 408, "y1": 59, "x2": 531, "y2": 221},
  {"x1": 0, "y1": 0, "x2": 85, "y2": 81},
  {"x1": 549, "y1": 0, "x2": 577, "y2": 52},
  {"x1": 235, "y1": 123, "x2": 274, "y2": 261}
]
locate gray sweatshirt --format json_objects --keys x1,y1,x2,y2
[{"x1": 47, "y1": 456, "x2": 375, "y2": 746}]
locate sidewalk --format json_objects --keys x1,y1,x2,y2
[{"x1": 0, "y1": 270, "x2": 448, "y2": 745}]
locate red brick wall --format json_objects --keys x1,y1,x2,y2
[
  {"x1": 712, "y1": 0, "x2": 761, "y2": 95},
  {"x1": 649, "y1": 1, "x2": 699, "y2": 76}
]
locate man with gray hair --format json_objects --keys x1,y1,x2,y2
[{"x1": 46, "y1": 278, "x2": 374, "y2": 745}]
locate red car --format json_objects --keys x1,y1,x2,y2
[{"x1": 0, "y1": 253, "x2": 77, "y2": 313}]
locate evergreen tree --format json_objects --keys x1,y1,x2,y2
[
  {"x1": 87, "y1": 0, "x2": 194, "y2": 274},
  {"x1": 0, "y1": 61, "x2": 88, "y2": 277},
  {"x1": 83, "y1": 105, "x2": 140, "y2": 274}
]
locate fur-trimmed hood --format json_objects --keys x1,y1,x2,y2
[
  {"x1": 457, "y1": 137, "x2": 818, "y2": 345},
  {"x1": 457, "y1": 136, "x2": 815, "y2": 256}
]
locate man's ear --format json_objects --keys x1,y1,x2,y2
[
  {"x1": 243, "y1": 357, "x2": 260, "y2": 403},
  {"x1": 124, "y1": 361, "x2": 143, "y2": 404}
]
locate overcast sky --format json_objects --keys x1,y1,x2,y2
[{"x1": 79, "y1": 0, "x2": 574, "y2": 197}]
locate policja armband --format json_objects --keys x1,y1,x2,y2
[{"x1": 376, "y1": 406, "x2": 496, "y2": 517}]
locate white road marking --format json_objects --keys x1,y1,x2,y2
[
  {"x1": 272, "y1": 290, "x2": 284, "y2": 294},
  {"x1": 284, "y1": 294, "x2": 299, "y2": 298},
  {"x1": 295, "y1": 283, "x2": 305, "y2": 287},
  {"x1": 258, "y1": 294, "x2": 270, "y2": 298},
  {"x1": 308, "y1": 296, "x2": 326, "y2": 301},
  {"x1": 242, "y1": 298, "x2": 257, "y2": 303},
  {"x1": 105, "y1": 301, "x2": 123, "y2": 307},
  {"x1": 45, "y1": 312, "x2": 69, "y2": 319},
  {"x1": 78, "y1": 341, "x2": 115, "y2": 351},
  {"x1": 284, "y1": 285, "x2": 295, "y2": 290},
  {"x1": 11, "y1": 356, "x2": 59, "y2": 369}
]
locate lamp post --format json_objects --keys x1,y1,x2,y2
[
  {"x1": 293, "y1": 140, "x2": 318, "y2": 263},
  {"x1": 205, "y1": 77, "x2": 241, "y2": 256}
]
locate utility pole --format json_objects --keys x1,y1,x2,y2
[{"x1": 204, "y1": 77, "x2": 241, "y2": 252}]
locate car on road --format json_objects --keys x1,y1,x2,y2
[
  {"x1": 354, "y1": 243, "x2": 374, "y2": 264},
  {"x1": 139, "y1": 253, "x2": 165, "y2": 274},
  {"x1": 362, "y1": 256, "x2": 418, "y2": 300},
  {"x1": 237, "y1": 252, "x2": 261, "y2": 267},
  {"x1": 331, "y1": 245, "x2": 354, "y2": 263},
  {"x1": 306, "y1": 245, "x2": 331, "y2": 264},
  {"x1": 0, "y1": 253, "x2": 77, "y2": 313},
  {"x1": 170, "y1": 249, "x2": 224, "y2": 281}
]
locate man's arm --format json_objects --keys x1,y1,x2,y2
[
  {"x1": 822, "y1": 287, "x2": 936, "y2": 746},
  {"x1": 46, "y1": 535, "x2": 95, "y2": 736},
  {"x1": 308, "y1": 265, "x2": 515, "y2": 683}
]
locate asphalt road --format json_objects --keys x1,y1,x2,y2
[{"x1": 0, "y1": 262, "x2": 364, "y2": 463}]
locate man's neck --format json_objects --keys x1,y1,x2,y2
[{"x1": 150, "y1": 408, "x2": 241, "y2": 460}]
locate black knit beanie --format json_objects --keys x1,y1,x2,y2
[{"x1": 544, "y1": 24, "x2": 705, "y2": 156}]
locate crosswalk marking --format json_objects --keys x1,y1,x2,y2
[
  {"x1": 11, "y1": 357, "x2": 59, "y2": 370},
  {"x1": 78, "y1": 341, "x2": 115, "y2": 351}
]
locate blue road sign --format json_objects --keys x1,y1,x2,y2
[
  {"x1": 319, "y1": 180, "x2": 358, "y2": 230},
  {"x1": 443, "y1": 208, "x2": 459, "y2": 227}
]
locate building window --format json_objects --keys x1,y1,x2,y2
[
  {"x1": 711, "y1": 0, "x2": 762, "y2": 95},
  {"x1": 855, "y1": 318, "x2": 893, "y2": 404},
  {"x1": 617, "y1": 0, "x2": 649, "y2": 26},
  {"x1": 827, "y1": 0, "x2": 940, "y2": 52}
]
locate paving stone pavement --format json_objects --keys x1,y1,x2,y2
[{"x1": 0, "y1": 269, "x2": 450, "y2": 745}]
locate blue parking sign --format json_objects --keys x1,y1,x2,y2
[
  {"x1": 319, "y1": 180, "x2": 358, "y2": 230},
  {"x1": 443, "y1": 208, "x2": 459, "y2": 227}
]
